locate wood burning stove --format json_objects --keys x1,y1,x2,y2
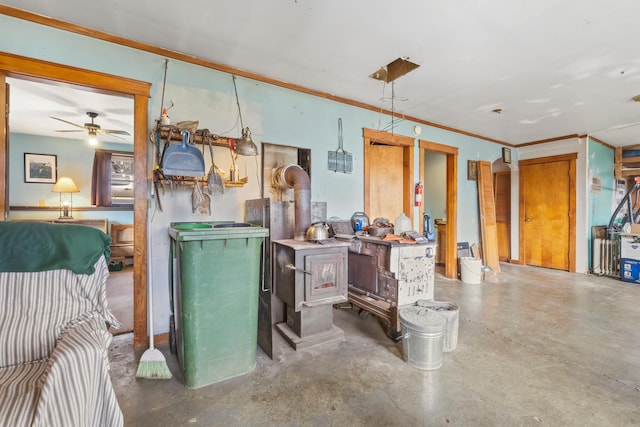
[
  {"x1": 348, "y1": 236, "x2": 437, "y2": 338},
  {"x1": 272, "y1": 239, "x2": 350, "y2": 350}
]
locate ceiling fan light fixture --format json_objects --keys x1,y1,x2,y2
[
  {"x1": 51, "y1": 111, "x2": 130, "y2": 139},
  {"x1": 87, "y1": 128, "x2": 98, "y2": 145}
]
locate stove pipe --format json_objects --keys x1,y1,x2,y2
[{"x1": 274, "y1": 164, "x2": 311, "y2": 241}]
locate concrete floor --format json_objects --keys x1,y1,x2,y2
[{"x1": 109, "y1": 263, "x2": 640, "y2": 426}]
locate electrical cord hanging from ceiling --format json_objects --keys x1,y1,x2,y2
[
  {"x1": 376, "y1": 81, "x2": 407, "y2": 134},
  {"x1": 233, "y1": 75, "x2": 246, "y2": 131},
  {"x1": 232, "y1": 74, "x2": 262, "y2": 197},
  {"x1": 159, "y1": 59, "x2": 168, "y2": 122}
]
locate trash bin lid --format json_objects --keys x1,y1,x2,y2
[
  {"x1": 173, "y1": 223, "x2": 213, "y2": 230},
  {"x1": 399, "y1": 306, "x2": 446, "y2": 333},
  {"x1": 169, "y1": 222, "x2": 269, "y2": 241},
  {"x1": 416, "y1": 300, "x2": 459, "y2": 312}
]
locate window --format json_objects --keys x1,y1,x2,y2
[
  {"x1": 111, "y1": 153, "x2": 134, "y2": 204},
  {"x1": 91, "y1": 150, "x2": 134, "y2": 206}
]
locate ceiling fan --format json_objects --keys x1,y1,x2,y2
[{"x1": 50, "y1": 111, "x2": 130, "y2": 138}]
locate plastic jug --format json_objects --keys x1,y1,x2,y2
[{"x1": 394, "y1": 213, "x2": 412, "y2": 235}]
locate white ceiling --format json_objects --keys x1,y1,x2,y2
[
  {"x1": 7, "y1": 77, "x2": 134, "y2": 145},
  {"x1": 5, "y1": 0, "x2": 640, "y2": 147}
]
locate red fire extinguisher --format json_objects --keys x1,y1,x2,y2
[{"x1": 415, "y1": 182, "x2": 424, "y2": 207}]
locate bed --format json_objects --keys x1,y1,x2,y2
[{"x1": 0, "y1": 221, "x2": 123, "y2": 427}]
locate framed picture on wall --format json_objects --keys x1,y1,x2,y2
[
  {"x1": 24, "y1": 153, "x2": 57, "y2": 183},
  {"x1": 467, "y1": 160, "x2": 478, "y2": 181},
  {"x1": 502, "y1": 147, "x2": 512, "y2": 164}
]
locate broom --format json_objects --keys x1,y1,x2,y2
[{"x1": 136, "y1": 196, "x2": 172, "y2": 379}]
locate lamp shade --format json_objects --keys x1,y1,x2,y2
[
  {"x1": 234, "y1": 127, "x2": 258, "y2": 156},
  {"x1": 52, "y1": 177, "x2": 79, "y2": 193}
]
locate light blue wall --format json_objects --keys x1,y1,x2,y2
[
  {"x1": 423, "y1": 152, "x2": 446, "y2": 221},
  {"x1": 9, "y1": 133, "x2": 134, "y2": 226},
  {"x1": 1, "y1": 14, "x2": 513, "y2": 333},
  {"x1": 587, "y1": 137, "x2": 615, "y2": 268}
]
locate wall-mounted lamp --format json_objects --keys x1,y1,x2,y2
[
  {"x1": 234, "y1": 127, "x2": 258, "y2": 156},
  {"x1": 52, "y1": 176, "x2": 79, "y2": 219}
]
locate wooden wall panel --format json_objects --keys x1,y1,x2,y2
[{"x1": 477, "y1": 161, "x2": 500, "y2": 273}]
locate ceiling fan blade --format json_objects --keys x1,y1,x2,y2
[
  {"x1": 55, "y1": 129, "x2": 84, "y2": 133},
  {"x1": 103, "y1": 133, "x2": 126, "y2": 141},
  {"x1": 100, "y1": 129, "x2": 131, "y2": 136},
  {"x1": 50, "y1": 116, "x2": 85, "y2": 129}
]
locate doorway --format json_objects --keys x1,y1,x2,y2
[
  {"x1": 363, "y1": 128, "x2": 414, "y2": 224},
  {"x1": 0, "y1": 52, "x2": 151, "y2": 347},
  {"x1": 519, "y1": 153, "x2": 576, "y2": 272},
  {"x1": 419, "y1": 140, "x2": 459, "y2": 279}
]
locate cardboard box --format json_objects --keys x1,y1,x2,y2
[
  {"x1": 621, "y1": 258, "x2": 640, "y2": 283},
  {"x1": 620, "y1": 234, "x2": 640, "y2": 260},
  {"x1": 632, "y1": 224, "x2": 640, "y2": 234}
]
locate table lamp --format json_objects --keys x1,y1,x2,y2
[{"x1": 52, "y1": 177, "x2": 79, "y2": 219}]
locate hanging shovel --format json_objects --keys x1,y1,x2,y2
[{"x1": 204, "y1": 130, "x2": 224, "y2": 195}]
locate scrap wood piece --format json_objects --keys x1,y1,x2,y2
[
  {"x1": 470, "y1": 243, "x2": 480, "y2": 259},
  {"x1": 477, "y1": 161, "x2": 501, "y2": 273},
  {"x1": 383, "y1": 233, "x2": 402, "y2": 241},
  {"x1": 399, "y1": 238, "x2": 417, "y2": 244}
]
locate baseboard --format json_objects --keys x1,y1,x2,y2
[{"x1": 134, "y1": 332, "x2": 169, "y2": 350}]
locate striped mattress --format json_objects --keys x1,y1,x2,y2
[{"x1": 0, "y1": 256, "x2": 123, "y2": 427}]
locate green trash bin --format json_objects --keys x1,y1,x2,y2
[{"x1": 169, "y1": 222, "x2": 268, "y2": 388}]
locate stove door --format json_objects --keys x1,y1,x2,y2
[{"x1": 304, "y1": 252, "x2": 346, "y2": 304}]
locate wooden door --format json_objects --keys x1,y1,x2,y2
[
  {"x1": 363, "y1": 128, "x2": 414, "y2": 226},
  {"x1": 368, "y1": 144, "x2": 404, "y2": 221},
  {"x1": 520, "y1": 154, "x2": 576, "y2": 271},
  {"x1": 494, "y1": 171, "x2": 511, "y2": 261}
]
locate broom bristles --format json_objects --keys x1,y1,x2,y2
[{"x1": 136, "y1": 348, "x2": 172, "y2": 379}]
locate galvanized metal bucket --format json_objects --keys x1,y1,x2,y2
[
  {"x1": 399, "y1": 306, "x2": 446, "y2": 370},
  {"x1": 416, "y1": 300, "x2": 460, "y2": 352}
]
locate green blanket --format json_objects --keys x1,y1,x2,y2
[{"x1": 0, "y1": 222, "x2": 111, "y2": 274}]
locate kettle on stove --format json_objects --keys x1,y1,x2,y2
[{"x1": 306, "y1": 222, "x2": 330, "y2": 241}]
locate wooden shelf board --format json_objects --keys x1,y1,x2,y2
[{"x1": 158, "y1": 126, "x2": 232, "y2": 147}]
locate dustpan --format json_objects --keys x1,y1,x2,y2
[
  {"x1": 328, "y1": 118, "x2": 353, "y2": 174},
  {"x1": 162, "y1": 130, "x2": 205, "y2": 177}
]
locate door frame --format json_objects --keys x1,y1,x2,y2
[
  {"x1": 419, "y1": 140, "x2": 458, "y2": 279},
  {"x1": 518, "y1": 153, "x2": 576, "y2": 272},
  {"x1": 0, "y1": 52, "x2": 151, "y2": 347},
  {"x1": 363, "y1": 128, "x2": 415, "y2": 223}
]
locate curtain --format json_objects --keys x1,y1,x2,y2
[{"x1": 91, "y1": 151, "x2": 112, "y2": 207}]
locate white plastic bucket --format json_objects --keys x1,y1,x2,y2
[
  {"x1": 460, "y1": 257, "x2": 482, "y2": 284},
  {"x1": 399, "y1": 306, "x2": 446, "y2": 370}
]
